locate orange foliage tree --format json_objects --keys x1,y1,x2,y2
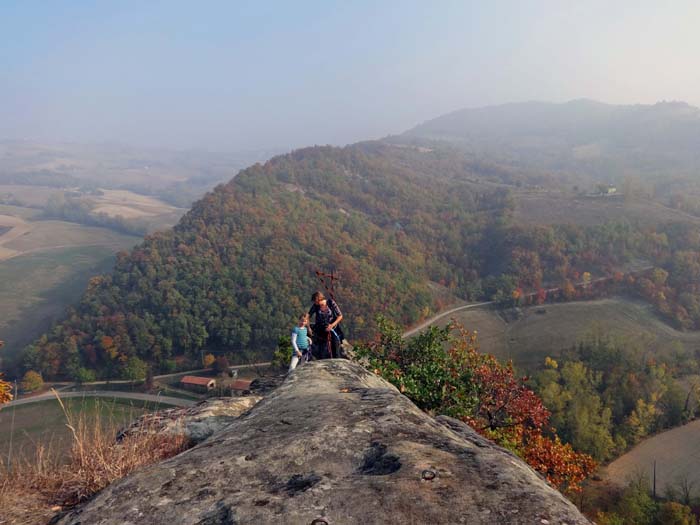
[
  {"x1": 0, "y1": 375, "x2": 11, "y2": 406},
  {"x1": 0, "y1": 341, "x2": 13, "y2": 407},
  {"x1": 357, "y1": 319, "x2": 595, "y2": 492}
]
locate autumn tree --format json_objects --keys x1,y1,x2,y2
[
  {"x1": 0, "y1": 374, "x2": 11, "y2": 407},
  {"x1": 656, "y1": 502, "x2": 694, "y2": 525},
  {"x1": 203, "y1": 353, "x2": 216, "y2": 368},
  {"x1": 213, "y1": 356, "x2": 230, "y2": 375},
  {"x1": 0, "y1": 341, "x2": 12, "y2": 407},
  {"x1": 20, "y1": 370, "x2": 44, "y2": 393}
]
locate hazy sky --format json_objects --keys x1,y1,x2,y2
[{"x1": 2, "y1": 1, "x2": 700, "y2": 151}]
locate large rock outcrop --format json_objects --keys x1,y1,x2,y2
[
  {"x1": 117, "y1": 396, "x2": 262, "y2": 445},
  {"x1": 57, "y1": 361, "x2": 590, "y2": 524}
]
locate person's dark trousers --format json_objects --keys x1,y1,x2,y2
[{"x1": 312, "y1": 325, "x2": 338, "y2": 359}]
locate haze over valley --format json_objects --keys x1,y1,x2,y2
[{"x1": 3, "y1": 3, "x2": 700, "y2": 524}]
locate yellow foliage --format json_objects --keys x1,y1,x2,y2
[
  {"x1": 20, "y1": 370, "x2": 44, "y2": 393},
  {"x1": 203, "y1": 353, "x2": 216, "y2": 367},
  {"x1": 0, "y1": 373, "x2": 13, "y2": 406},
  {"x1": 544, "y1": 356, "x2": 559, "y2": 369}
]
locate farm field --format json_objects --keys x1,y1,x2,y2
[
  {"x1": 439, "y1": 297, "x2": 700, "y2": 370},
  {"x1": 0, "y1": 203, "x2": 40, "y2": 220},
  {"x1": 0, "y1": 218, "x2": 137, "y2": 261},
  {"x1": 0, "y1": 396, "x2": 166, "y2": 464},
  {"x1": 0, "y1": 199, "x2": 141, "y2": 370},
  {"x1": 0, "y1": 184, "x2": 63, "y2": 208},
  {"x1": 603, "y1": 419, "x2": 700, "y2": 498},
  {"x1": 90, "y1": 189, "x2": 181, "y2": 219},
  {"x1": 0, "y1": 184, "x2": 185, "y2": 233},
  {"x1": 0, "y1": 241, "x2": 138, "y2": 370},
  {"x1": 0, "y1": 140, "x2": 274, "y2": 205},
  {"x1": 514, "y1": 192, "x2": 700, "y2": 228}
]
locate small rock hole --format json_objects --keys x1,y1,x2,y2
[{"x1": 421, "y1": 469, "x2": 436, "y2": 481}]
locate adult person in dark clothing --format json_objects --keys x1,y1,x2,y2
[{"x1": 308, "y1": 291, "x2": 343, "y2": 359}]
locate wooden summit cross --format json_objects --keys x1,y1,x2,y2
[{"x1": 315, "y1": 269, "x2": 339, "y2": 301}]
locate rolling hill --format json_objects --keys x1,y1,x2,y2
[{"x1": 403, "y1": 99, "x2": 700, "y2": 181}]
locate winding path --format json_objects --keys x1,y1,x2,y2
[
  {"x1": 403, "y1": 301, "x2": 493, "y2": 338},
  {"x1": 402, "y1": 265, "x2": 655, "y2": 338},
  {"x1": 4, "y1": 390, "x2": 195, "y2": 408}
]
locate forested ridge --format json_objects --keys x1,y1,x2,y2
[
  {"x1": 21, "y1": 144, "x2": 513, "y2": 379},
  {"x1": 19, "y1": 142, "x2": 700, "y2": 381}
]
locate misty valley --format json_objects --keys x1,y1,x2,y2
[{"x1": 3, "y1": 4, "x2": 700, "y2": 521}]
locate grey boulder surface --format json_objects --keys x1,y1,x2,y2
[
  {"x1": 117, "y1": 396, "x2": 262, "y2": 445},
  {"x1": 56, "y1": 360, "x2": 590, "y2": 525}
]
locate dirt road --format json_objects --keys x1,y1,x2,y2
[
  {"x1": 403, "y1": 301, "x2": 493, "y2": 337},
  {"x1": 5, "y1": 390, "x2": 195, "y2": 408}
]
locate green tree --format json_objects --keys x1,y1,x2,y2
[
  {"x1": 660, "y1": 383, "x2": 688, "y2": 427},
  {"x1": 122, "y1": 356, "x2": 147, "y2": 381},
  {"x1": 594, "y1": 512, "x2": 625, "y2": 525},
  {"x1": 616, "y1": 475, "x2": 657, "y2": 525},
  {"x1": 75, "y1": 367, "x2": 96, "y2": 384},
  {"x1": 161, "y1": 359, "x2": 177, "y2": 374},
  {"x1": 272, "y1": 336, "x2": 293, "y2": 370},
  {"x1": 535, "y1": 361, "x2": 615, "y2": 461},
  {"x1": 623, "y1": 398, "x2": 658, "y2": 445}
]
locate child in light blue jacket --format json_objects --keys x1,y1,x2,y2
[{"x1": 289, "y1": 313, "x2": 312, "y2": 372}]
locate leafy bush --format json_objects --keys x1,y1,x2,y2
[
  {"x1": 75, "y1": 367, "x2": 96, "y2": 384},
  {"x1": 272, "y1": 336, "x2": 293, "y2": 370}
]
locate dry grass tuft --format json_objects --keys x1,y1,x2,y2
[{"x1": 0, "y1": 390, "x2": 190, "y2": 524}]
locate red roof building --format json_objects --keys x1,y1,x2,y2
[
  {"x1": 231, "y1": 379, "x2": 253, "y2": 392},
  {"x1": 180, "y1": 375, "x2": 216, "y2": 391}
]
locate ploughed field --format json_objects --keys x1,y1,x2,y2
[{"x1": 603, "y1": 419, "x2": 700, "y2": 498}]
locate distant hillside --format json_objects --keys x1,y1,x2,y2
[
  {"x1": 401, "y1": 100, "x2": 700, "y2": 184},
  {"x1": 0, "y1": 140, "x2": 276, "y2": 207}
]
